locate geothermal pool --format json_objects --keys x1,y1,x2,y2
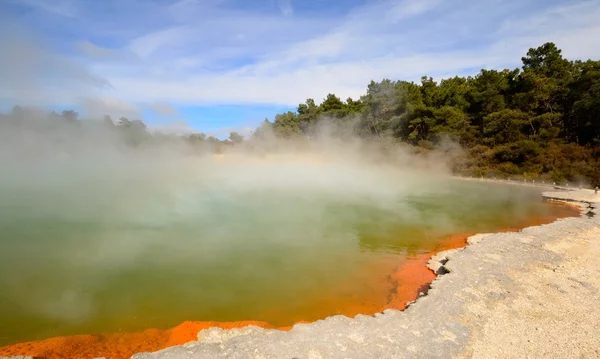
[{"x1": 0, "y1": 156, "x2": 575, "y2": 347}]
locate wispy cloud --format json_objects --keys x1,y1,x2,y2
[
  {"x1": 148, "y1": 102, "x2": 179, "y2": 116},
  {"x1": 2, "y1": 0, "x2": 600, "y2": 110},
  {"x1": 0, "y1": 19, "x2": 110, "y2": 107},
  {"x1": 386, "y1": 0, "x2": 443, "y2": 21},
  {"x1": 277, "y1": 0, "x2": 294, "y2": 16},
  {"x1": 148, "y1": 119, "x2": 196, "y2": 135},
  {"x1": 79, "y1": 97, "x2": 141, "y2": 119},
  {"x1": 13, "y1": 0, "x2": 79, "y2": 18},
  {"x1": 129, "y1": 27, "x2": 190, "y2": 59}
]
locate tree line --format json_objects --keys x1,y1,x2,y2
[
  {"x1": 259, "y1": 42, "x2": 600, "y2": 185},
  {"x1": 1, "y1": 42, "x2": 598, "y2": 185}
]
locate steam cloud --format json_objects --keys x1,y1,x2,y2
[
  {"x1": 0, "y1": 106, "x2": 546, "y2": 336},
  {"x1": 0, "y1": 106, "x2": 457, "y2": 328},
  {"x1": 0, "y1": 27, "x2": 552, "y2": 343}
]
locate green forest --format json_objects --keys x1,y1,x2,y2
[
  {"x1": 259, "y1": 42, "x2": 600, "y2": 185},
  {"x1": 2, "y1": 42, "x2": 599, "y2": 185}
]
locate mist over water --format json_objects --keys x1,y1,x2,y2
[{"x1": 0, "y1": 111, "x2": 569, "y2": 346}]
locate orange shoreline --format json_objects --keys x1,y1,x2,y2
[{"x1": 0, "y1": 203, "x2": 580, "y2": 359}]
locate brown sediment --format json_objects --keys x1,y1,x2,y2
[{"x1": 0, "y1": 203, "x2": 580, "y2": 359}]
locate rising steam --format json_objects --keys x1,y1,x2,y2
[{"x1": 0, "y1": 30, "x2": 549, "y2": 342}]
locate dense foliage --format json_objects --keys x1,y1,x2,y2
[
  {"x1": 1, "y1": 43, "x2": 598, "y2": 185},
  {"x1": 261, "y1": 43, "x2": 600, "y2": 185}
]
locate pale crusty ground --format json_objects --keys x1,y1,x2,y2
[{"x1": 458, "y1": 225, "x2": 600, "y2": 359}]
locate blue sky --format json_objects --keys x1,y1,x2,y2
[{"x1": 1, "y1": 0, "x2": 600, "y2": 135}]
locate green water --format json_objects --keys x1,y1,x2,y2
[{"x1": 0, "y1": 160, "x2": 571, "y2": 345}]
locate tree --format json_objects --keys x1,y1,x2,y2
[
  {"x1": 188, "y1": 132, "x2": 207, "y2": 142},
  {"x1": 483, "y1": 109, "x2": 528, "y2": 146},
  {"x1": 272, "y1": 112, "x2": 302, "y2": 138},
  {"x1": 521, "y1": 42, "x2": 571, "y2": 80},
  {"x1": 420, "y1": 76, "x2": 438, "y2": 107},
  {"x1": 405, "y1": 104, "x2": 435, "y2": 144},
  {"x1": 297, "y1": 98, "x2": 320, "y2": 135},
  {"x1": 568, "y1": 60, "x2": 600, "y2": 144},
  {"x1": 252, "y1": 119, "x2": 275, "y2": 140},
  {"x1": 117, "y1": 117, "x2": 148, "y2": 147},
  {"x1": 61, "y1": 110, "x2": 78, "y2": 123},
  {"x1": 229, "y1": 131, "x2": 244, "y2": 144},
  {"x1": 320, "y1": 94, "x2": 346, "y2": 113},
  {"x1": 437, "y1": 76, "x2": 472, "y2": 111},
  {"x1": 468, "y1": 69, "x2": 510, "y2": 131}
]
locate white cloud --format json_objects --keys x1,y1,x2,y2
[
  {"x1": 386, "y1": 0, "x2": 443, "y2": 21},
  {"x1": 491, "y1": 0, "x2": 600, "y2": 61},
  {"x1": 78, "y1": 97, "x2": 140, "y2": 119},
  {"x1": 0, "y1": 20, "x2": 109, "y2": 106},
  {"x1": 129, "y1": 27, "x2": 190, "y2": 59},
  {"x1": 105, "y1": 51, "x2": 507, "y2": 106},
  {"x1": 75, "y1": 41, "x2": 132, "y2": 61},
  {"x1": 3, "y1": 0, "x2": 600, "y2": 108},
  {"x1": 149, "y1": 119, "x2": 195, "y2": 135},
  {"x1": 147, "y1": 102, "x2": 179, "y2": 116}
]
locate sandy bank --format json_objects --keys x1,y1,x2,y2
[{"x1": 116, "y1": 189, "x2": 598, "y2": 359}]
